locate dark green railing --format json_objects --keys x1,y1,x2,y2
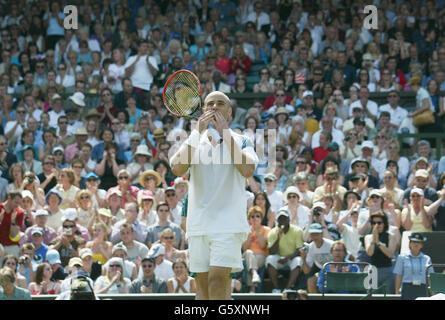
[{"x1": 398, "y1": 133, "x2": 445, "y2": 159}]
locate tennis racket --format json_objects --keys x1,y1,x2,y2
[{"x1": 163, "y1": 69, "x2": 202, "y2": 119}]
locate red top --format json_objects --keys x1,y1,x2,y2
[
  {"x1": 215, "y1": 56, "x2": 232, "y2": 76},
  {"x1": 96, "y1": 104, "x2": 119, "y2": 127},
  {"x1": 0, "y1": 203, "x2": 24, "y2": 246},
  {"x1": 263, "y1": 94, "x2": 293, "y2": 110},
  {"x1": 230, "y1": 55, "x2": 252, "y2": 76},
  {"x1": 313, "y1": 146, "x2": 329, "y2": 165}
]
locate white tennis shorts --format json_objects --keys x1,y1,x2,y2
[{"x1": 188, "y1": 233, "x2": 247, "y2": 273}]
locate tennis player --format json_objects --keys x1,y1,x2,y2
[{"x1": 170, "y1": 91, "x2": 259, "y2": 300}]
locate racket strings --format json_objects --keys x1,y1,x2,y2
[{"x1": 164, "y1": 72, "x2": 201, "y2": 117}]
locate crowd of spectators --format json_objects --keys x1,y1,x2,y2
[{"x1": 1, "y1": 0, "x2": 445, "y2": 299}]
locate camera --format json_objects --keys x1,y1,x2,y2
[
  {"x1": 65, "y1": 228, "x2": 73, "y2": 236},
  {"x1": 284, "y1": 289, "x2": 298, "y2": 300},
  {"x1": 27, "y1": 177, "x2": 34, "y2": 184},
  {"x1": 344, "y1": 135, "x2": 350, "y2": 142},
  {"x1": 313, "y1": 208, "x2": 323, "y2": 216},
  {"x1": 19, "y1": 256, "x2": 29, "y2": 265}
]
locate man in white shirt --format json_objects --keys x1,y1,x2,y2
[
  {"x1": 164, "y1": 186, "x2": 182, "y2": 226},
  {"x1": 263, "y1": 172, "x2": 284, "y2": 214},
  {"x1": 4, "y1": 105, "x2": 27, "y2": 141},
  {"x1": 378, "y1": 90, "x2": 408, "y2": 129},
  {"x1": 246, "y1": 1, "x2": 270, "y2": 31},
  {"x1": 311, "y1": 116, "x2": 345, "y2": 149},
  {"x1": 48, "y1": 94, "x2": 66, "y2": 128},
  {"x1": 350, "y1": 140, "x2": 385, "y2": 180},
  {"x1": 148, "y1": 243, "x2": 174, "y2": 282},
  {"x1": 124, "y1": 39, "x2": 159, "y2": 93},
  {"x1": 266, "y1": 89, "x2": 295, "y2": 116},
  {"x1": 170, "y1": 91, "x2": 259, "y2": 300},
  {"x1": 349, "y1": 86, "x2": 378, "y2": 122}
]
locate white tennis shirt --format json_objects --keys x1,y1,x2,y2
[{"x1": 185, "y1": 129, "x2": 259, "y2": 237}]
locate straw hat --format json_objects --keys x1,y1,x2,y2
[{"x1": 139, "y1": 170, "x2": 162, "y2": 187}]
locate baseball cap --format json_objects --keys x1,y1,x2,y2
[
  {"x1": 31, "y1": 227, "x2": 44, "y2": 236},
  {"x1": 351, "y1": 158, "x2": 369, "y2": 168},
  {"x1": 52, "y1": 146, "x2": 64, "y2": 155},
  {"x1": 264, "y1": 173, "x2": 277, "y2": 182},
  {"x1": 276, "y1": 207, "x2": 290, "y2": 219},
  {"x1": 21, "y1": 190, "x2": 34, "y2": 201},
  {"x1": 106, "y1": 188, "x2": 122, "y2": 200},
  {"x1": 312, "y1": 202, "x2": 326, "y2": 210},
  {"x1": 415, "y1": 157, "x2": 428, "y2": 166},
  {"x1": 68, "y1": 257, "x2": 84, "y2": 268},
  {"x1": 327, "y1": 142, "x2": 339, "y2": 151},
  {"x1": 140, "y1": 189, "x2": 155, "y2": 200},
  {"x1": 410, "y1": 187, "x2": 424, "y2": 197},
  {"x1": 148, "y1": 243, "x2": 166, "y2": 259},
  {"x1": 98, "y1": 208, "x2": 112, "y2": 218},
  {"x1": 361, "y1": 141, "x2": 374, "y2": 150},
  {"x1": 309, "y1": 223, "x2": 323, "y2": 234},
  {"x1": 34, "y1": 209, "x2": 49, "y2": 217},
  {"x1": 79, "y1": 248, "x2": 93, "y2": 259},
  {"x1": 324, "y1": 167, "x2": 338, "y2": 175},
  {"x1": 302, "y1": 90, "x2": 313, "y2": 98},
  {"x1": 61, "y1": 208, "x2": 77, "y2": 222},
  {"x1": 415, "y1": 169, "x2": 429, "y2": 178},
  {"x1": 165, "y1": 186, "x2": 176, "y2": 193},
  {"x1": 85, "y1": 172, "x2": 100, "y2": 180},
  {"x1": 369, "y1": 189, "x2": 383, "y2": 198},
  {"x1": 112, "y1": 243, "x2": 128, "y2": 255},
  {"x1": 46, "y1": 249, "x2": 61, "y2": 265},
  {"x1": 302, "y1": 146, "x2": 313, "y2": 154}
]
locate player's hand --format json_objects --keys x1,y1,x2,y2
[
  {"x1": 197, "y1": 111, "x2": 214, "y2": 133},
  {"x1": 211, "y1": 111, "x2": 229, "y2": 137}
]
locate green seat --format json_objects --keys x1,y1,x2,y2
[
  {"x1": 429, "y1": 273, "x2": 445, "y2": 294},
  {"x1": 325, "y1": 272, "x2": 368, "y2": 294}
]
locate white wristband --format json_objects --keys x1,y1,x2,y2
[{"x1": 185, "y1": 130, "x2": 200, "y2": 149}]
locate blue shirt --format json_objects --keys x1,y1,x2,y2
[
  {"x1": 0, "y1": 286, "x2": 31, "y2": 300},
  {"x1": 393, "y1": 252, "x2": 433, "y2": 284},
  {"x1": 317, "y1": 261, "x2": 360, "y2": 293}
]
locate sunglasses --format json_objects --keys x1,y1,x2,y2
[
  {"x1": 109, "y1": 264, "x2": 121, "y2": 268},
  {"x1": 296, "y1": 161, "x2": 306, "y2": 165},
  {"x1": 287, "y1": 195, "x2": 298, "y2": 199},
  {"x1": 166, "y1": 193, "x2": 176, "y2": 197},
  {"x1": 59, "y1": 121, "x2": 68, "y2": 125},
  {"x1": 43, "y1": 162, "x2": 55, "y2": 165},
  {"x1": 163, "y1": 236, "x2": 174, "y2": 240},
  {"x1": 326, "y1": 176, "x2": 337, "y2": 181},
  {"x1": 80, "y1": 196, "x2": 90, "y2": 200},
  {"x1": 249, "y1": 214, "x2": 262, "y2": 218},
  {"x1": 145, "y1": 176, "x2": 155, "y2": 181},
  {"x1": 276, "y1": 94, "x2": 285, "y2": 97},
  {"x1": 63, "y1": 225, "x2": 75, "y2": 229},
  {"x1": 119, "y1": 176, "x2": 129, "y2": 180},
  {"x1": 142, "y1": 264, "x2": 154, "y2": 268},
  {"x1": 370, "y1": 221, "x2": 383, "y2": 225},
  {"x1": 370, "y1": 195, "x2": 381, "y2": 199}
]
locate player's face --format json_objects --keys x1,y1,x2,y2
[{"x1": 204, "y1": 92, "x2": 231, "y2": 120}]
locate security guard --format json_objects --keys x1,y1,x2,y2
[{"x1": 393, "y1": 232, "x2": 433, "y2": 300}]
